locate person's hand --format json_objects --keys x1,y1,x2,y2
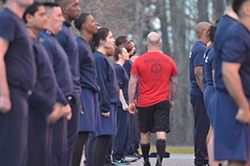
[
  {"x1": 122, "y1": 103, "x2": 129, "y2": 111},
  {"x1": 236, "y1": 107, "x2": 250, "y2": 124},
  {"x1": 169, "y1": 100, "x2": 174, "y2": 111},
  {"x1": 47, "y1": 103, "x2": 64, "y2": 124},
  {"x1": 102, "y1": 111, "x2": 110, "y2": 117},
  {"x1": 63, "y1": 104, "x2": 72, "y2": 120},
  {"x1": 129, "y1": 102, "x2": 136, "y2": 115},
  {"x1": 0, "y1": 95, "x2": 11, "y2": 114}
]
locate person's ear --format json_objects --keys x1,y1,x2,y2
[{"x1": 25, "y1": 13, "x2": 33, "y2": 23}]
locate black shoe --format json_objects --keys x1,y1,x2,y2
[{"x1": 143, "y1": 161, "x2": 151, "y2": 166}]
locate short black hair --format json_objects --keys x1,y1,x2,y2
[
  {"x1": 23, "y1": 2, "x2": 42, "y2": 23},
  {"x1": 74, "y1": 13, "x2": 90, "y2": 31},
  {"x1": 115, "y1": 36, "x2": 127, "y2": 46},
  {"x1": 232, "y1": 0, "x2": 247, "y2": 15}
]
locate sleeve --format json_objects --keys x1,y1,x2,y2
[
  {"x1": 221, "y1": 34, "x2": 246, "y2": 63},
  {"x1": 131, "y1": 58, "x2": 139, "y2": 76},
  {"x1": 0, "y1": 16, "x2": 15, "y2": 42},
  {"x1": 29, "y1": 44, "x2": 57, "y2": 113},
  {"x1": 194, "y1": 49, "x2": 205, "y2": 67},
  {"x1": 56, "y1": 31, "x2": 67, "y2": 48},
  {"x1": 95, "y1": 56, "x2": 111, "y2": 113},
  {"x1": 115, "y1": 66, "x2": 124, "y2": 89},
  {"x1": 56, "y1": 86, "x2": 68, "y2": 105},
  {"x1": 41, "y1": 41, "x2": 55, "y2": 67}
]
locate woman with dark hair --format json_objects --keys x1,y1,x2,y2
[
  {"x1": 89, "y1": 27, "x2": 119, "y2": 166},
  {"x1": 112, "y1": 46, "x2": 130, "y2": 165},
  {"x1": 203, "y1": 24, "x2": 219, "y2": 166}
]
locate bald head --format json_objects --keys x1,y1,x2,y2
[
  {"x1": 147, "y1": 32, "x2": 161, "y2": 46},
  {"x1": 195, "y1": 22, "x2": 210, "y2": 39}
]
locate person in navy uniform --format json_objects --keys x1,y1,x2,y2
[
  {"x1": 0, "y1": 0, "x2": 36, "y2": 165},
  {"x1": 189, "y1": 22, "x2": 211, "y2": 166},
  {"x1": 37, "y1": 2, "x2": 73, "y2": 166},
  {"x1": 212, "y1": 0, "x2": 250, "y2": 165},
  {"x1": 72, "y1": 13, "x2": 99, "y2": 166},
  {"x1": 54, "y1": 1, "x2": 82, "y2": 165},
  {"x1": 111, "y1": 46, "x2": 131, "y2": 165},
  {"x1": 202, "y1": 24, "x2": 219, "y2": 166},
  {"x1": 91, "y1": 27, "x2": 119, "y2": 166},
  {"x1": 23, "y1": 2, "x2": 67, "y2": 166},
  {"x1": 115, "y1": 36, "x2": 141, "y2": 160}
]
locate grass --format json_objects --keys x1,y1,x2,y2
[{"x1": 139, "y1": 146, "x2": 194, "y2": 154}]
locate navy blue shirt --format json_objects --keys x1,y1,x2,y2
[
  {"x1": 0, "y1": 9, "x2": 36, "y2": 92},
  {"x1": 56, "y1": 22, "x2": 81, "y2": 92},
  {"x1": 37, "y1": 30, "x2": 73, "y2": 98},
  {"x1": 28, "y1": 39, "x2": 57, "y2": 113},
  {"x1": 204, "y1": 47, "x2": 215, "y2": 86},
  {"x1": 94, "y1": 51, "x2": 119, "y2": 113},
  {"x1": 114, "y1": 63, "x2": 129, "y2": 107},
  {"x1": 76, "y1": 36, "x2": 100, "y2": 92},
  {"x1": 123, "y1": 60, "x2": 133, "y2": 78},
  {"x1": 202, "y1": 46, "x2": 212, "y2": 88},
  {"x1": 217, "y1": 23, "x2": 250, "y2": 96},
  {"x1": 189, "y1": 41, "x2": 207, "y2": 96},
  {"x1": 214, "y1": 14, "x2": 238, "y2": 90}
]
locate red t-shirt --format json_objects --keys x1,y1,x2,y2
[{"x1": 131, "y1": 51, "x2": 178, "y2": 107}]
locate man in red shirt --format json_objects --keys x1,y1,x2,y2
[{"x1": 129, "y1": 32, "x2": 178, "y2": 166}]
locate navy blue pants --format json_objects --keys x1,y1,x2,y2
[
  {"x1": 0, "y1": 88, "x2": 29, "y2": 166},
  {"x1": 49, "y1": 117, "x2": 68, "y2": 166},
  {"x1": 112, "y1": 107, "x2": 129, "y2": 160},
  {"x1": 190, "y1": 94, "x2": 209, "y2": 165},
  {"x1": 127, "y1": 113, "x2": 140, "y2": 155},
  {"x1": 66, "y1": 91, "x2": 81, "y2": 166},
  {"x1": 27, "y1": 109, "x2": 50, "y2": 166}
]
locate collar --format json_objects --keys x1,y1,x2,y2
[{"x1": 64, "y1": 21, "x2": 71, "y2": 27}]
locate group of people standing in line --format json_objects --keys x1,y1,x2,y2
[
  {"x1": 0, "y1": 0, "x2": 179, "y2": 166},
  {"x1": 189, "y1": 0, "x2": 250, "y2": 166}
]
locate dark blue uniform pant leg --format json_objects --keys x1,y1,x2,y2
[
  {"x1": 50, "y1": 117, "x2": 68, "y2": 166},
  {"x1": 86, "y1": 132, "x2": 96, "y2": 166},
  {"x1": 66, "y1": 91, "x2": 81, "y2": 166},
  {"x1": 112, "y1": 107, "x2": 129, "y2": 160},
  {"x1": 190, "y1": 94, "x2": 209, "y2": 165},
  {"x1": 0, "y1": 88, "x2": 29, "y2": 166},
  {"x1": 27, "y1": 110, "x2": 50, "y2": 166},
  {"x1": 127, "y1": 113, "x2": 140, "y2": 155}
]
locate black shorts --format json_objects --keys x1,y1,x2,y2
[{"x1": 138, "y1": 100, "x2": 170, "y2": 133}]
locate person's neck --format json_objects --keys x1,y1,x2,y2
[
  {"x1": 147, "y1": 47, "x2": 160, "y2": 52},
  {"x1": 80, "y1": 31, "x2": 92, "y2": 43},
  {"x1": 116, "y1": 59, "x2": 125, "y2": 66},
  {"x1": 5, "y1": 2, "x2": 26, "y2": 18},
  {"x1": 198, "y1": 38, "x2": 207, "y2": 45},
  {"x1": 63, "y1": 14, "x2": 72, "y2": 24},
  {"x1": 225, "y1": 6, "x2": 238, "y2": 20},
  {"x1": 239, "y1": 17, "x2": 250, "y2": 32},
  {"x1": 27, "y1": 27, "x2": 40, "y2": 39},
  {"x1": 97, "y1": 46, "x2": 107, "y2": 55}
]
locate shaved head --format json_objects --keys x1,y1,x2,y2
[
  {"x1": 195, "y1": 22, "x2": 210, "y2": 39},
  {"x1": 147, "y1": 32, "x2": 161, "y2": 46}
]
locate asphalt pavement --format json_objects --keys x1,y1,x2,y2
[{"x1": 129, "y1": 154, "x2": 194, "y2": 166}]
